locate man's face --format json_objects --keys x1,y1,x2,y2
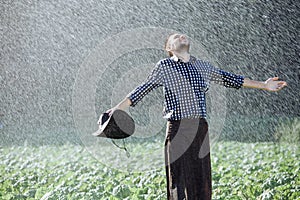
[{"x1": 167, "y1": 34, "x2": 190, "y2": 53}]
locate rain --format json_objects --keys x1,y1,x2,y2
[{"x1": 1, "y1": 0, "x2": 299, "y2": 199}]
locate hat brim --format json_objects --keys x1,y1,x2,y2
[{"x1": 92, "y1": 120, "x2": 110, "y2": 137}]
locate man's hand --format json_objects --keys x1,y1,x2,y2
[
  {"x1": 97, "y1": 97, "x2": 132, "y2": 124},
  {"x1": 243, "y1": 77, "x2": 287, "y2": 91},
  {"x1": 97, "y1": 107, "x2": 116, "y2": 125},
  {"x1": 264, "y1": 77, "x2": 287, "y2": 92}
]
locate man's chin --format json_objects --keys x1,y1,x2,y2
[
  {"x1": 179, "y1": 43, "x2": 190, "y2": 51},
  {"x1": 181, "y1": 41, "x2": 189, "y2": 45}
]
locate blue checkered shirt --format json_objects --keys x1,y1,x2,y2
[{"x1": 127, "y1": 56, "x2": 244, "y2": 120}]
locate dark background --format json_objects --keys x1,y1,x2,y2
[{"x1": 1, "y1": 0, "x2": 299, "y2": 145}]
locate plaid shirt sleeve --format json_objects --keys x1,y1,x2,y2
[
  {"x1": 127, "y1": 62, "x2": 164, "y2": 107},
  {"x1": 209, "y1": 64, "x2": 244, "y2": 89}
]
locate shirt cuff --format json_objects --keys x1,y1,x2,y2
[
  {"x1": 236, "y1": 75, "x2": 245, "y2": 89},
  {"x1": 126, "y1": 93, "x2": 138, "y2": 107}
]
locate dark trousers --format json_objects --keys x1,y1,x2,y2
[{"x1": 165, "y1": 118, "x2": 212, "y2": 200}]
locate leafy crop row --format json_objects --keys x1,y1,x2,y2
[{"x1": 0, "y1": 142, "x2": 298, "y2": 199}]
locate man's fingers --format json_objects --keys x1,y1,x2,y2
[
  {"x1": 282, "y1": 81, "x2": 287, "y2": 86},
  {"x1": 106, "y1": 108, "x2": 115, "y2": 116},
  {"x1": 278, "y1": 81, "x2": 287, "y2": 88},
  {"x1": 274, "y1": 81, "x2": 287, "y2": 91},
  {"x1": 272, "y1": 77, "x2": 279, "y2": 81}
]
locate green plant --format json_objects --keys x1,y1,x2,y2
[
  {"x1": 274, "y1": 117, "x2": 300, "y2": 144},
  {"x1": 0, "y1": 141, "x2": 299, "y2": 199}
]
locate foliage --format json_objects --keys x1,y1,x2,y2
[
  {"x1": 0, "y1": 142, "x2": 299, "y2": 199},
  {"x1": 274, "y1": 117, "x2": 300, "y2": 144},
  {"x1": 211, "y1": 142, "x2": 299, "y2": 200}
]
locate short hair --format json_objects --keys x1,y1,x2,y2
[{"x1": 164, "y1": 33, "x2": 177, "y2": 57}]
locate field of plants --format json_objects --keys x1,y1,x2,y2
[{"x1": 0, "y1": 141, "x2": 299, "y2": 200}]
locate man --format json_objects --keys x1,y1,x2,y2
[{"x1": 100, "y1": 33, "x2": 287, "y2": 200}]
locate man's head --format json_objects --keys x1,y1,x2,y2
[{"x1": 164, "y1": 33, "x2": 190, "y2": 57}]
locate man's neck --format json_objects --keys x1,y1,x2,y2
[{"x1": 173, "y1": 52, "x2": 190, "y2": 63}]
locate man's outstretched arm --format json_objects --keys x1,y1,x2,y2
[
  {"x1": 108, "y1": 97, "x2": 132, "y2": 113},
  {"x1": 243, "y1": 77, "x2": 287, "y2": 92}
]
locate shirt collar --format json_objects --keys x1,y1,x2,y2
[{"x1": 171, "y1": 55, "x2": 196, "y2": 63}]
